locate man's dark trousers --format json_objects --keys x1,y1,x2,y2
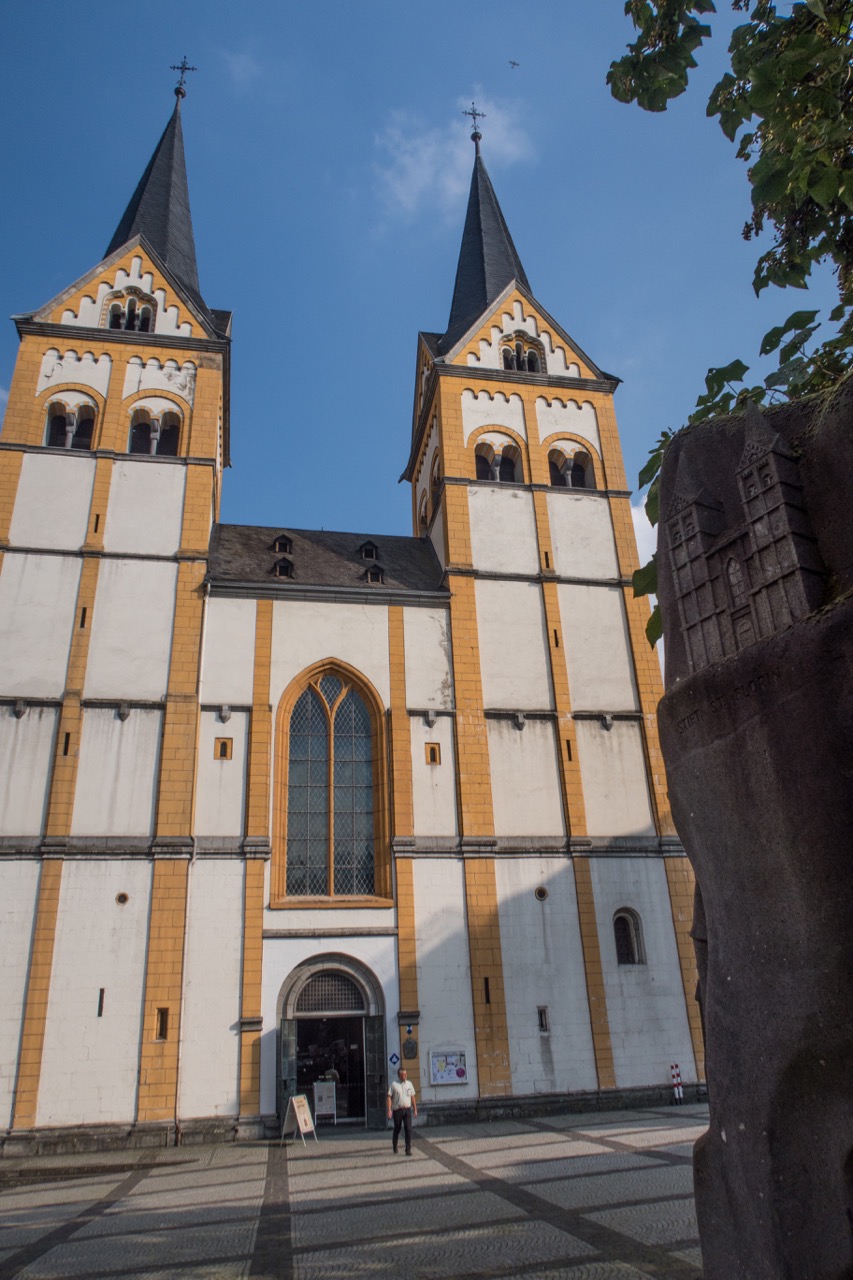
[{"x1": 392, "y1": 1107, "x2": 413, "y2": 1154}]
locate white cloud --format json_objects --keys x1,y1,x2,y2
[
  {"x1": 631, "y1": 494, "x2": 664, "y2": 676},
  {"x1": 222, "y1": 51, "x2": 262, "y2": 90},
  {"x1": 373, "y1": 94, "x2": 530, "y2": 222},
  {"x1": 631, "y1": 494, "x2": 657, "y2": 566}
]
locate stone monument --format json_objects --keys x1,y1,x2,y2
[{"x1": 656, "y1": 385, "x2": 853, "y2": 1279}]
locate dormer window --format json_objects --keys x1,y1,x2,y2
[
  {"x1": 365, "y1": 566, "x2": 384, "y2": 584},
  {"x1": 359, "y1": 541, "x2": 379, "y2": 561},
  {"x1": 272, "y1": 535, "x2": 293, "y2": 555},
  {"x1": 274, "y1": 557, "x2": 294, "y2": 579}
]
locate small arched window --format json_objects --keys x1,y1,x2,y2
[
  {"x1": 138, "y1": 306, "x2": 152, "y2": 334},
  {"x1": 109, "y1": 303, "x2": 123, "y2": 330},
  {"x1": 73, "y1": 413, "x2": 95, "y2": 451},
  {"x1": 158, "y1": 412, "x2": 180, "y2": 457},
  {"x1": 125, "y1": 299, "x2": 137, "y2": 332},
  {"x1": 614, "y1": 910, "x2": 645, "y2": 965},
  {"x1": 475, "y1": 452, "x2": 492, "y2": 481},
  {"x1": 499, "y1": 447, "x2": 521, "y2": 483},
  {"x1": 46, "y1": 406, "x2": 68, "y2": 448},
  {"x1": 129, "y1": 412, "x2": 152, "y2": 455},
  {"x1": 502, "y1": 347, "x2": 515, "y2": 370},
  {"x1": 526, "y1": 350, "x2": 540, "y2": 373},
  {"x1": 549, "y1": 457, "x2": 567, "y2": 488},
  {"x1": 430, "y1": 458, "x2": 442, "y2": 510},
  {"x1": 570, "y1": 452, "x2": 596, "y2": 490}
]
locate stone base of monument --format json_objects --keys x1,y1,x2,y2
[
  {"x1": 656, "y1": 382, "x2": 853, "y2": 1279},
  {"x1": 659, "y1": 597, "x2": 853, "y2": 1280}
]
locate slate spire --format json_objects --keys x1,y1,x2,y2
[
  {"x1": 105, "y1": 90, "x2": 202, "y2": 303},
  {"x1": 440, "y1": 126, "x2": 530, "y2": 353}
]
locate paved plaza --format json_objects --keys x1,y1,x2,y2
[{"x1": 0, "y1": 1104, "x2": 708, "y2": 1279}]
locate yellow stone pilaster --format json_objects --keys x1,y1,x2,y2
[
  {"x1": 0, "y1": 449, "x2": 24, "y2": 544},
  {"x1": 388, "y1": 608, "x2": 414, "y2": 839},
  {"x1": 137, "y1": 858, "x2": 190, "y2": 1122},
  {"x1": 464, "y1": 858, "x2": 512, "y2": 1096},
  {"x1": 240, "y1": 599, "x2": 273, "y2": 1107},
  {"x1": 573, "y1": 856, "x2": 617, "y2": 1089},
  {"x1": 179, "y1": 465, "x2": 214, "y2": 556},
  {"x1": 239, "y1": 859, "x2": 266, "y2": 1113},
  {"x1": 12, "y1": 860, "x2": 64, "y2": 1129},
  {"x1": 388, "y1": 606, "x2": 420, "y2": 1089},
  {"x1": 82, "y1": 457, "x2": 114, "y2": 551}
]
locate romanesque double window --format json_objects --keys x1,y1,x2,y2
[
  {"x1": 284, "y1": 675, "x2": 376, "y2": 897},
  {"x1": 45, "y1": 401, "x2": 95, "y2": 450}
]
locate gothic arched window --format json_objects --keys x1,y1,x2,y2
[{"x1": 285, "y1": 677, "x2": 376, "y2": 897}]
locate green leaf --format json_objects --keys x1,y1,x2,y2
[
  {"x1": 805, "y1": 0, "x2": 827, "y2": 21},
  {"x1": 632, "y1": 554, "x2": 657, "y2": 600},
  {"x1": 645, "y1": 475, "x2": 660, "y2": 527},
  {"x1": 807, "y1": 165, "x2": 839, "y2": 209},
  {"x1": 759, "y1": 310, "x2": 819, "y2": 355},
  {"x1": 645, "y1": 605, "x2": 663, "y2": 648}
]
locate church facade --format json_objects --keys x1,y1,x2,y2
[{"x1": 0, "y1": 94, "x2": 703, "y2": 1145}]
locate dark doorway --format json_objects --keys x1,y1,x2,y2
[{"x1": 296, "y1": 1015, "x2": 365, "y2": 1121}]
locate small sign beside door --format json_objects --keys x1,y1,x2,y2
[{"x1": 281, "y1": 1094, "x2": 317, "y2": 1146}]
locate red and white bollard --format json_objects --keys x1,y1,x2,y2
[{"x1": 670, "y1": 1062, "x2": 684, "y2": 1105}]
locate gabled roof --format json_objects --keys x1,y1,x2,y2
[
  {"x1": 208, "y1": 525, "x2": 447, "y2": 596},
  {"x1": 105, "y1": 97, "x2": 205, "y2": 313},
  {"x1": 440, "y1": 149, "x2": 530, "y2": 354}
]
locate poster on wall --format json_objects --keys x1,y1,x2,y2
[{"x1": 429, "y1": 1049, "x2": 468, "y2": 1085}]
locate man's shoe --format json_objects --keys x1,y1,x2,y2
[{"x1": 405, "y1": 1150, "x2": 412, "y2": 1156}]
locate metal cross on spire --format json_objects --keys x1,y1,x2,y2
[
  {"x1": 170, "y1": 56, "x2": 198, "y2": 99},
  {"x1": 462, "y1": 101, "x2": 486, "y2": 153}
]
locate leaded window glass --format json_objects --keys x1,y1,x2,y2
[
  {"x1": 296, "y1": 973, "x2": 365, "y2": 1013},
  {"x1": 285, "y1": 676, "x2": 376, "y2": 897}
]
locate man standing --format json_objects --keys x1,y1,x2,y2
[{"x1": 387, "y1": 1067, "x2": 417, "y2": 1155}]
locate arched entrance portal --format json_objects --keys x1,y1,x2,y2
[{"x1": 278, "y1": 956, "x2": 387, "y2": 1128}]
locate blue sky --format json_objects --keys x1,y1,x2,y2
[{"x1": 0, "y1": 2, "x2": 839, "y2": 560}]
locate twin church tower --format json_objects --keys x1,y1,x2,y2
[{"x1": 0, "y1": 88, "x2": 702, "y2": 1142}]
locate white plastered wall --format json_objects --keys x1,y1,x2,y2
[
  {"x1": 123, "y1": 357, "x2": 196, "y2": 406},
  {"x1": 0, "y1": 554, "x2": 80, "y2": 698},
  {"x1": 0, "y1": 860, "x2": 40, "y2": 1127},
  {"x1": 179, "y1": 858, "x2": 244, "y2": 1117},
  {"x1": 495, "y1": 858, "x2": 598, "y2": 1094},
  {"x1": 547, "y1": 494, "x2": 619, "y2": 580},
  {"x1": 37, "y1": 348, "x2": 112, "y2": 399},
  {"x1": 590, "y1": 857, "x2": 696, "y2": 1086},
  {"x1": 403, "y1": 607, "x2": 453, "y2": 710},
  {"x1": 0, "y1": 706, "x2": 58, "y2": 835},
  {"x1": 269, "y1": 601, "x2": 391, "y2": 711},
  {"x1": 468, "y1": 487, "x2": 540, "y2": 575},
  {"x1": 487, "y1": 719, "x2": 565, "y2": 838},
  {"x1": 414, "y1": 416, "x2": 438, "y2": 531},
  {"x1": 412, "y1": 858, "x2": 479, "y2": 1102},
  {"x1": 103, "y1": 460, "x2": 187, "y2": 557},
  {"x1": 558, "y1": 584, "x2": 639, "y2": 711},
  {"x1": 37, "y1": 859, "x2": 153, "y2": 1126},
  {"x1": 71, "y1": 708, "x2": 162, "y2": 836},
  {"x1": 461, "y1": 390, "x2": 526, "y2": 443},
  {"x1": 200, "y1": 597, "x2": 257, "y2": 706},
  {"x1": 410, "y1": 717, "x2": 458, "y2": 837},
  {"x1": 575, "y1": 720, "x2": 655, "y2": 837},
  {"x1": 9, "y1": 454, "x2": 95, "y2": 550},
  {"x1": 428, "y1": 509, "x2": 446, "y2": 569},
  {"x1": 475, "y1": 579, "x2": 553, "y2": 710},
  {"x1": 84, "y1": 560, "x2": 177, "y2": 700},
  {"x1": 535, "y1": 398, "x2": 602, "y2": 455},
  {"x1": 194, "y1": 711, "x2": 249, "y2": 837},
  {"x1": 259, "y1": 936, "x2": 400, "y2": 1117}
]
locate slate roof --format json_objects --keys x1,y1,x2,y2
[
  {"x1": 440, "y1": 152, "x2": 530, "y2": 354},
  {"x1": 208, "y1": 524, "x2": 447, "y2": 595},
  {"x1": 105, "y1": 98, "x2": 209, "y2": 317}
]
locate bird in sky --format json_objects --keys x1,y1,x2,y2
[{"x1": 509, "y1": 59, "x2": 520, "y2": 69}]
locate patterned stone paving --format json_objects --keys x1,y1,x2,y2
[{"x1": 0, "y1": 1106, "x2": 708, "y2": 1278}]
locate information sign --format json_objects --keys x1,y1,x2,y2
[
  {"x1": 429, "y1": 1049, "x2": 468, "y2": 1085},
  {"x1": 280, "y1": 1094, "x2": 317, "y2": 1146},
  {"x1": 313, "y1": 1080, "x2": 337, "y2": 1124}
]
